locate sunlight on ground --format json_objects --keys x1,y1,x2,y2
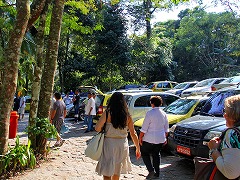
[{"x1": 160, "y1": 163, "x2": 172, "y2": 169}]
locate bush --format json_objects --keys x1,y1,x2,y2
[{"x1": 0, "y1": 137, "x2": 36, "y2": 178}]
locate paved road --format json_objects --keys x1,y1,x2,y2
[{"x1": 11, "y1": 114, "x2": 195, "y2": 180}]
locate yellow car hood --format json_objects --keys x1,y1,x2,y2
[
  {"x1": 167, "y1": 114, "x2": 187, "y2": 125},
  {"x1": 134, "y1": 118, "x2": 144, "y2": 127},
  {"x1": 134, "y1": 114, "x2": 188, "y2": 128}
]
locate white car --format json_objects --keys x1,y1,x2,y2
[
  {"x1": 166, "y1": 81, "x2": 198, "y2": 96},
  {"x1": 181, "y1": 78, "x2": 226, "y2": 97},
  {"x1": 212, "y1": 75, "x2": 240, "y2": 91},
  {"x1": 123, "y1": 92, "x2": 179, "y2": 122}
]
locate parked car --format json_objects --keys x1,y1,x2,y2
[
  {"x1": 181, "y1": 78, "x2": 226, "y2": 97},
  {"x1": 134, "y1": 96, "x2": 209, "y2": 132},
  {"x1": 166, "y1": 81, "x2": 198, "y2": 96},
  {"x1": 109, "y1": 88, "x2": 153, "y2": 94},
  {"x1": 146, "y1": 81, "x2": 178, "y2": 92},
  {"x1": 78, "y1": 85, "x2": 104, "y2": 96},
  {"x1": 116, "y1": 84, "x2": 144, "y2": 90},
  {"x1": 212, "y1": 75, "x2": 240, "y2": 91},
  {"x1": 167, "y1": 85, "x2": 240, "y2": 158},
  {"x1": 123, "y1": 92, "x2": 179, "y2": 122}
]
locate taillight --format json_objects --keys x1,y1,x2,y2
[
  {"x1": 211, "y1": 86, "x2": 216, "y2": 91},
  {"x1": 97, "y1": 105, "x2": 103, "y2": 115}
]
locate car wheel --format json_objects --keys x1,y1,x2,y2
[{"x1": 78, "y1": 110, "x2": 85, "y2": 121}]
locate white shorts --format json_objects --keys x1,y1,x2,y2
[{"x1": 18, "y1": 107, "x2": 25, "y2": 115}]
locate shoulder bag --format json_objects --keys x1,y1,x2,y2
[
  {"x1": 84, "y1": 111, "x2": 107, "y2": 161},
  {"x1": 194, "y1": 127, "x2": 240, "y2": 180}
]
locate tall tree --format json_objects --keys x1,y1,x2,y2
[
  {"x1": 173, "y1": 8, "x2": 240, "y2": 81},
  {"x1": 29, "y1": 0, "x2": 51, "y2": 149},
  {"x1": 127, "y1": 0, "x2": 189, "y2": 39},
  {"x1": 0, "y1": 0, "x2": 30, "y2": 155},
  {"x1": 36, "y1": 0, "x2": 65, "y2": 155}
]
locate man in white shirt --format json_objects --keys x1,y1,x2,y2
[
  {"x1": 84, "y1": 90, "x2": 96, "y2": 133},
  {"x1": 139, "y1": 96, "x2": 169, "y2": 179}
]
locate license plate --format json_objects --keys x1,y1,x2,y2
[{"x1": 177, "y1": 145, "x2": 191, "y2": 156}]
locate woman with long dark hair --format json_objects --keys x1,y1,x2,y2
[{"x1": 95, "y1": 92, "x2": 141, "y2": 180}]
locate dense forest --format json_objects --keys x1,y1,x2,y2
[{"x1": 56, "y1": 2, "x2": 240, "y2": 92}]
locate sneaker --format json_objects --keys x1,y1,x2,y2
[{"x1": 146, "y1": 171, "x2": 155, "y2": 179}]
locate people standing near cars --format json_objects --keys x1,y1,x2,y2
[
  {"x1": 208, "y1": 95, "x2": 240, "y2": 179},
  {"x1": 139, "y1": 96, "x2": 169, "y2": 179},
  {"x1": 50, "y1": 92, "x2": 67, "y2": 147},
  {"x1": 72, "y1": 89, "x2": 80, "y2": 123},
  {"x1": 18, "y1": 93, "x2": 26, "y2": 121},
  {"x1": 63, "y1": 93, "x2": 72, "y2": 106},
  {"x1": 95, "y1": 92, "x2": 141, "y2": 179},
  {"x1": 84, "y1": 90, "x2": 96, "y2": 133}
]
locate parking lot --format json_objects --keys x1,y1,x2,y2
[{"x1": 13, "y1": 115, "x2": 195, "y2": 180}]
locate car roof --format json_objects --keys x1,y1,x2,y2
[
  {"x1": 181, "y1": 95, "x2": 209, "y2": 100},
  {"x1": 122, "y1": 91, "x2": 179, "y2": 97},
  {"x1": 151, "y1": 80, "x2": 178, "y2": 83}
]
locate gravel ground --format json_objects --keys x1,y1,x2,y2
[{"x1": 8, "y1": 114, "x2": 195, "y2": 180}]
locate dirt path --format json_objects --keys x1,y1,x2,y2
[{"x1": 9, "y1": 115, "x2": 195, "y2": 180}]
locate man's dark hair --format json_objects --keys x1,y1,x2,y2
[
  {"x1": 150, "y1": 96, "x2": 163, "y2": 107},
  {"x1": 54, "y1": 92, "x2": 61, "y2": 100}
]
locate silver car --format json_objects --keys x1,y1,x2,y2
[
  {"x1": 123, "y1": 92, "x2": 179, "y2": 122},
  {"x1": 181, "y1": 78, "x2": 226, "y2": 97}
]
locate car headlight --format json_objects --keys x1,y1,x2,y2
[
  {"x1": 204, "y1": 131, "x2": 222, "y2": 140},
  {"x1": 169, "y1": 124, "x2": 177, "y2": 133}
]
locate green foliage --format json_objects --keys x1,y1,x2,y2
[
  {"x1": 172, "y1": 8, "x2": 240, "y2": 81},
  {"x1": 0, "y1": 137, "x2": 36, "y2": 178},
  {"x1": 26, "y1": 118, "x2": 57, "y2": 139}
]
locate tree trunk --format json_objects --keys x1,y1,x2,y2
[
  {"x1": 27, "y1": 0, "x2": 47, "y2": 30},
  {"x1": 144, "y1": 0, "x2": 152, "y2": 40},
  {"x1": 29, "y1": 0, "x2": 51, "y2": 150},
  {"x1": 36, "y1": 0, "x2": 65, "y2": 155},
  {"x1": 0, "y1": 0, "x2": 30, "y2": 155}
]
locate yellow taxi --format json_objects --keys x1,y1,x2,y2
[
  {"x1": 146, "y1": 81, "x2": 178, "y2": 92},
  {"x1": 134, "y1": 96, "x2": 209, "y2": 131}
]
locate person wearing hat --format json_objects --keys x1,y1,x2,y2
[{"x1": 84, "y1": 90, "x2": 96, "y2": 133}]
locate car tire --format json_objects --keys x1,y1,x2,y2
[{"x1": 78, "y1": 110, "x2": 85, "y2": 121}]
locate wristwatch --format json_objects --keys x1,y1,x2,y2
[{"x1": 209, "y1": 148, "x2": 218, "y2": 156}]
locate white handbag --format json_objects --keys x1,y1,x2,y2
[{"x1": 85, "y1": 132, "x2": 105, "y2": 161}]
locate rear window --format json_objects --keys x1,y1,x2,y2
[
  {"x1": 162, "y1": 82, "x2": 171, "y2": 88},
  {"x1": 132, "y1": 94, "x2": 179, "y2": 107}
]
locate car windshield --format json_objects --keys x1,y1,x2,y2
[
  {"x1": 164, "y1": 99, "x2": 198, "y2": 115},
  {"x1": 146, "y1": 83, "x2": 154, "y2": 89},
  {"x1": 173, "y1": 83, "x2": 188, "y2": 89},
  {"x1": 194, "y1": 79, "x2": 214, "y2": 87},
  {"x1": 200, "y1": 91, "x2": 235, "y2": 117},
  {"x1": 220, "y1": 76, "x2": 240, "y2": 84}
]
